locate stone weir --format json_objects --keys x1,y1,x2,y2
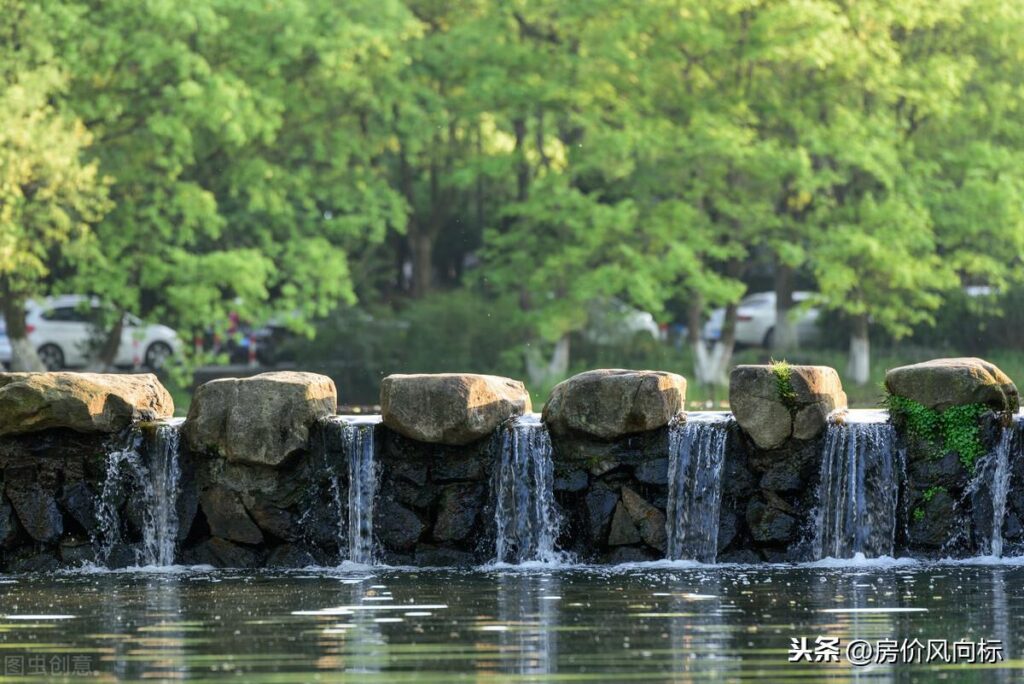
[{"x1": 0, "y1": 358, "x2": 1022, "y2": 571}]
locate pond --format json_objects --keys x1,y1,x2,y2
[{"x1": 1, "y1": 559, "x2": 1022, "y2": 681}]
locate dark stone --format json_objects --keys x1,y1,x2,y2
[
  {"x1": 376, "y1": 498, "x2": 425, "y2": 551},
  {"x1": 247, "y1": 501, "x2": 300, "y2": 542},
  {"x1": 721, "y1": 454, "x2": 756, "y2": 498},
  {"x1": 1005, "y1": 512, "x2": 1023, "y2": 541},
  {"x1": 6, "y1": 484, "x2": 62, "y2": 543},
  {"x1": 432, "y1": 455, "x2": 484, "y2": 482},
  {"x1": 266, "y1": 544, "x2": 317, "y2": 568},
  {"x1": 621, "y1": 486, "x2": 667, "y2": 552},
  {"x1": 433, "y1": 483, "x2": 483, "y2": 542},
  {"x1": 59, "y1": 537, "x2": 95, "y2": 566},
  {"x1": 390, "y1": 462, "x2": 428, "y2": 487},
  {"x1": 635, "y1": 458, "x2": 669, "y2": 486},
  {"x1": 553, "y1": 470, "x2": 588, "y2": 492},
  {"x1": 105, "y1": 542, "x2": 140, "y2": 569},
  {"x1": 60, "y1": 482, "x2": 97, "y2": 535},
  {"x1": 717, "y1": 510, "x2": 737, "y2": 551},
  {"x1": 601, "y1": 546, "x2": 659, "y2": 564},
  {"x1": 5, "y1": 547, "x2": 60, "y2": 572},
  {"x1": 745, "y1": 498, "x2": 797, "y2": 543},
  {"x1": 414, "y1": 544, "x2": 476, "y2": 567},
  {"x1": 186, "y1": 537, "x2": 263, "y2": 568},
  {"x1": 908, "y1": 452, "x2": 965, "y2": 486},
  {"x1": 908, "y1": 489, "x2": 957, "y2": 549},
  {"x1": 176, "y1": 468, "x2": 200, "y2": 542},
  {"x1": 718, "y1": 549, "x2": 762, "y2": 564},
  {"x1": 584, "y1": 487, "x2": 619, "y2": 542},
  {"x1": 390, "y1": 478, "x2": 439, "y2": 510},
  {"x1": 299, "y1": 495, "x2": 341, "y2": 550},
  {"x1": 759, "y1": 463, "x2": 803, "y2": 493},
  {"x1": 0, "y1": 497, "x2": 20, "y2": 547},
  {"x1": 607, "y1": 502, "x2": 641, "y2": 546},
  {"x1": 199, "y1": 485, "x2": 263, "y2": 545}
]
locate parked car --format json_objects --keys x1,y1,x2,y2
[
  {"x1": 0, "y1": 296, "x2": 182, "y2": 371},
  {"x1": 703, "y1": 291, "x2": 821, "y2": 348},
  {"x1": 583, "y1": 298, "x2": 666, "y2": 345},
  {"x1": 0, "y1": 319, "x2": 10, "y2": 370}
]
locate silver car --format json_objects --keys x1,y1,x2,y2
[{"x1": 703, "y1": 291, "x2": 821, "y2": 348}]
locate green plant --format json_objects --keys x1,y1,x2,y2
[
  {"x1": 884, "y1": 394, "x2": 987, "y2": 471},
  {"x1": 770, "y1": 359, "x2": 798, "y2": 410},
  {"x1": 912, "y1": 486, "x2": 947, "y2": 523}
]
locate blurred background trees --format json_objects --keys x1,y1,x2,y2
[{"x1": 2, "y1": 0, "x2": 1024, "y2": 405}]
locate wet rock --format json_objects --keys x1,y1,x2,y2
[
  {"x1": 907, "y1": 452, "x2": 965, "y2": 486},
  {"x1": 589, "y1": 459, "x2": 620, "y2": 477},
  {"x1": 885, "y1": 357, "x2": 1019, "y2": 413},
  {"x1": 718, "y1": 548, "x2": 761, "y2": 564},
  {"x1": 908, "y1": 489, "x2": 957, "y2": 549},
  {"x1": 543, "y1": 369, "x2": 685, "y2": 440},
  {"x1": 376, "y1": 498, "x2": 425, "y2": 551},
  {"x1": 432, "y1": 455, "x2": 484, "y2": 482},
  {"x1": 717, "y1": 510, "x2": 737, "y2": 551},
  {"x1": 0, "y1": 497, "x2": 20, "y2": 547},
  {"x1": 745, "y1": 497, "x2": 797, "y2": 543},
  {"x1": 5, "y1": 547, "x2": 59, "y2": 572},
  {"x1": 621, "y1": 486, "x2": 667, "y2": 552},
  {"x1": 246, "y1": 501, "x2": 300, "y2": 542},
  {"x1": 59, "y1": 536, "x2": 95, "y2": 566},
  {"x1": 104, "y1": 542, "x2": 140, "y2": 569},
  {"x1": 554, "y1": 470, "x2": 589, "y2": 492},
  {"x1": 266, "y1": 544, "x2": 317, "y2": 568},
  {"x1": 183, "y1": 371, "x2": 337, "y2": 467},
  {"x1": 602, "y1": 546, "x2": 659, "y2": 564},
  {"x1": 60, "y1": 481, "x2": 97, "y2": 535},
  {"x1": 759, "y1": 463, "x2": 803, "y2": 493},
  {"x1": 635, "y1": 458, "x2": 669, "y2": 486},
  {"x1": 722, "y1": 455, "x2": 757, "y2": 498},
  {"x1": 414, "y1": 544, "x2": 476, "y2": 567},
  {"x1": 381, "y1": 373, "x2": 530, "y2": 445},
  {"x1": 175, "y1": 474, "x2": 199, "y2": 542},
  {"x1": 607, "y1": 502, "x2": 641, "y2": 546},
  {"x1": 391, "y1": 462, "x2": 428, "y2": 486},
  {"x1": 0, "y1": 372, "x2": 173, "y2": 435},
  {"x1": 585, "y1": 487, "x2": 619, "y2": 541},
  {"x1": 6, "y1": 484, "x2": 62, "y2": 543},
  {"x1": 433, "y1": 483, "x2": 484, "y2": 542},
  {"x1": 391, "y1": 478, "x2": 439, "y2": 510},
  {"x1": 186, "y1": 537, "x2": 263, "y2": 568},
  {"x1": 199, "y1": 485, "x2": 263, "y2": 545},
  {"x1": 730, "y1": 365, "x2": 846, "y2": 450}
]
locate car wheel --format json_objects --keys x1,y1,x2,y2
[
  {"x1": 144, "y1": 342, "x2": 174, "y2": 370},
  {"x1": 37, "y1": 344, "x2": 65, "y2": 371},
  {"x1": 762, "y1": 327, "x2": 775, "y2": 349}
]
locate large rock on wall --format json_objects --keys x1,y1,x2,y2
[
  {"x1": 885, "y1": 357, "x2": 1019, "y2": 413},
  {"x1": 183, "y1": 372, "x2": 337, "y2": 467},
  {"x1": 0, "y1": 372, "x2": 173, "y2": 436},
  {"x1": 730, "y1": 365, "x2": 846, "y2": 450},
  {"x1": 543, "y1": 369, "x2": 686, "y2": 440},
  {"x1": 381, "y1": 373, "x2": 530, "y2": 445}
]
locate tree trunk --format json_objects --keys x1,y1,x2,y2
[
  {"x1": 89, "y1": 314, "x2": 124, "y2": 371},
  {"x1": 848, "y1": 314, "x2": 870, "y2": 385},
  {"x1": 772, "y1": 261, "x2": 798, "y2": 354},
  {"x1": 411, "y1": 230, "x2": 434, "y2": 298},
  {"x1": 1, "y1": 289, "x2": 44, "y2": 371}
]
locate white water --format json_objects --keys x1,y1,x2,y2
[
  {"x1": 665, "y1": 413, "x2": 730, "y2": 563},
  {"x1": 968, "y1": 417, "x2": 1021, "y2": 558},
  {"x1": 493, "y1": 415, "x2": 562, "y2": 564},
  {"x1": 342, "y1": 421, "x2": 378, "y2": 565},
  {"x1": 814, "y1": 413, "x2": 902, "y2": 559}
]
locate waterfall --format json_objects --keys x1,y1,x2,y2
[
  {"x1": 813, "y1": 411, "x2": 902, "y2": 559},
  {"x1": 972, "y1": 414, "x2": 1021, "y2": 557},
  {"x1": 342, "y1": 419, "x2": 378, "y2": 564},
  {"x1": 494, "y1": 415, "x2": 561, "y2": 564},
  {"x1": 665, "y1": 413, "x2": 730, "y2": 562},
  {"x1": 95, "y1": 419, "x2": 183, "y2": 567}
]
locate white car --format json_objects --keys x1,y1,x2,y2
[
  {"x1": 0, "y1": 296, "x2": 183, "y2": 371},
  {"x1": 703, "y1": 291, "x2": 821, "y2": 348}
]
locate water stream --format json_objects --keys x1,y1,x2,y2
[
  {"x1": 665, "y1": 413, "x2": 731, "y2": 563},
  {"x1": 493, "y1": 415, "x2": 561, "y2": 564},
  {"x1": 341, "y1": 417, "x2": 379, "y2": 565}
]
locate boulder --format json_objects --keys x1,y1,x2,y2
[
  {"x1": 0, "y1": 372, "x2": 173, "y2": 436},
  {"x1": 730, "y1": 365, "x2": 846, "y2": 450},
  {"x1": 607, "y1": 502, "x2": 641, "y2": 546},
  {"x1": 621, "y1": 486, "x2": 667, "y2": 552},
  {"x1": 376, "y1": 498, "x2": 425, "y2": 551},
  {"x1": 885, "y1": 357, "x2": 1019, "y2": 413},
  {"x1": 543, "y1": 369, "x2": 686, "y2": 440},
  {"x1": 199, "y1": 485, "x2": 263, "y2": 545},
  {"x1": 745, "y1": 497, "x2": 797, "y2": 543},
  {"x1": 183, "y1": 372, "x2": 337, "y2": 467},
  {"x1": 584, "y1": 487, "x2": 619, "y2": 541},
  {"x1": 5, "y1": 484, "x2": 62, "y2": 543},
  {"x1": 433, "y1": 483, "x2": 484, "y2": 542},
  {"x1": 381, "y1": 373, "x2": 530, "y2": 445}
]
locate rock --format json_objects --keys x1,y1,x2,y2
[
  {"x1": 266, "y1": 544, "x2": 317, "y2": 568},
  {"x1": 745, "y1": 497, "x2": 797, "y2": 543},
  {"x1": 414, "y1": 544, "x2": 476, "y2": 567},
  {"x1": 381, "y1": 373, "x2": 530, "y2": 445},
  {"x1": 885, "y1": 357, "x2": 1019, "y2": 413},
  {"x1": 186, "y1": 537, "x2": 262, "y2": 568},
  {"x1": 433, "y1": 483, "x2": 484, "y2": 542},
  {"x1": 60, "y1": 482, "x2": 97, "y2": 535},
  {"x1": 391, "y1": 462, "x2": 428, "y2": 487},
  {"x1": 620, "y1": 486, "x2": 667, "y2": 552},
  {"x1": 602, "y1": 546, "x2": 658, "y2": 563},
  {"x1": 5, "y1": 548, "x2": 60, "y2": 572},
  {"x1": 199, "y1": 485, "x2": 263, "y2": 545},
  {"x1": 0, "y1": 497, "x2": 21, "y2": 547},
  {"x1": 105, "y1": 542, "x2": 141, "y2": 569},
  {"x1": 717, "y1": 510, "x2": 737, "y2": 551},
  {"x1": 246, "y1": 501, "x2": 300, "y2": 542},
  {"x1": 589, "y1": 459, "x2": 621, "y2": 477},
  {"x1": 730, "y1": 365, "x2": 846, "y2": 450},
  {"x1": 0, "y1": 372, "x2": 173, "y2": 435},
  {"x1": 718, "y1": 549, "x2": 762, "y2": 564},
  {"x1": 376, "y1": 498, "x2": 425, "y2": 551},
  {"x1": 607, "y1": 502, "x2": 641, "y2": 545},
  {"x1": 908, "y1": 489, "x2": 957, "y2": 549},
  {"x1": 554, "y1": 470, "x2": 589, "y2": 492},
  {"x1": 543, "y1": 369, "x2": 686, "y2": 440},
  {"x1": 59, "y1": 537, "x2": 95, "y2": 566},
  {"x1": 585, "y1": 487, "x2": 619, "y2": 541},
  {"x1": 635, "y1": 458, "x2": 669, "y2": 486},
  {"x1": 759, "y1": 463, "x2": 803, "y2": 493},
  {"x1": 391, "y1": 478, "x2": 440, "y2": 510},
  {"x1": 432, "y1": 455, "x2": 485, "y2": 482},
  {"x1": 183, "y1": 372, "x2": 337, "y2": 467},
  {"x1": 6, "y1": 484, "x2": 62, "y2": 543}
]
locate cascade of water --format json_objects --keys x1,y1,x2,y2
[
  {"x1": 493, "y1": 415, "x2": 561, "y2": 564},
  {"x1": 813, "y1": 412, "x2": 902, "y2": 559},
  {"x1": 343, "y1": 420, "x2": 378, "y2": 564},
  {"x1": 969, "y1": 415, "x2": 1022, "y2": 557},
  {"x1": 96, "y1": 427, "x2": 145, "y2": 565},
  {"x1": 665, "y1": 413, "x2": 730, "y2": 562}
]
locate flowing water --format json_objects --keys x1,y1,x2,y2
[
  {"x1": 814, "y1": 410, "x2": 903, "y2": 559},
  {"x1": 493, "y1": 415, "x2": 561, "y2": 564},
  {"x1": 665, "y1": 412, "x2": 730, "y2": 562},
  {"x1": 1, "y1": 561, "x2": 1022, "y2": 681},
  {"x1": 140, "y1": 420, "x2": 183, "y2": 567},
  {"x1": 972, "y1": 414, "x2": 1023, "y2": 557},
  {"x1": 341, "y1": 417, "x2": 379, "y2": 565}
]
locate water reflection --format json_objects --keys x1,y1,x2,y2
[{"x1": 494, "y1": 572, "x2": 559, "y2": 676}]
